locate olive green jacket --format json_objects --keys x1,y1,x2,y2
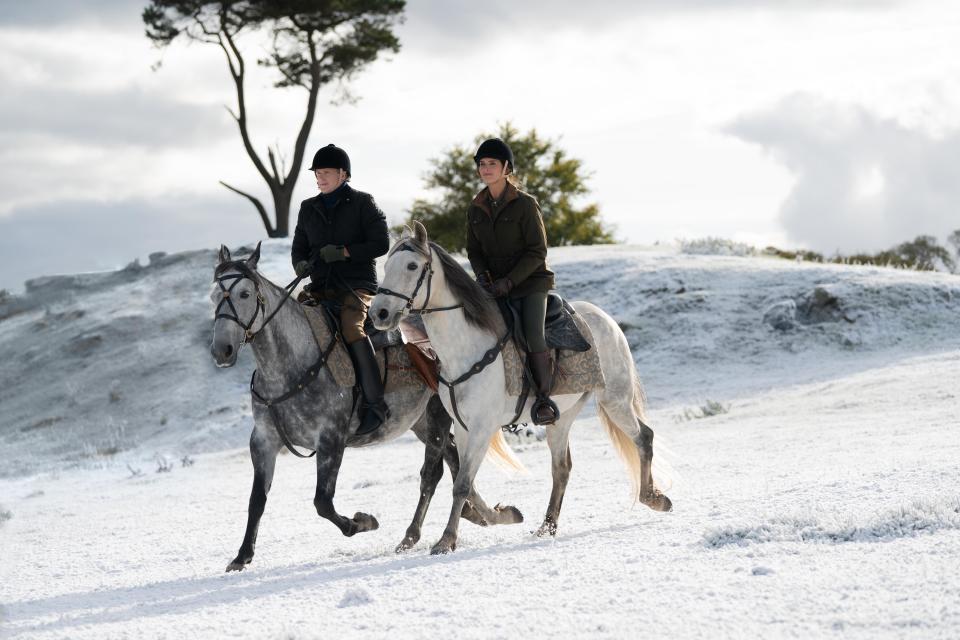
[{"x1": 466, "y1": 182, "x2": 555, "y2": 298}]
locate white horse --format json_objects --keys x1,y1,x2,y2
[{"x1": 369, "y1": 222, "x2": 672, "y2": 554}]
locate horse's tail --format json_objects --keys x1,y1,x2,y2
[
  {"x1": 597, "y1": 375, "x2": 647, "y2": 499},
  {"x1": 485, "y1": 429, "x2": 527, "y2": 474}
]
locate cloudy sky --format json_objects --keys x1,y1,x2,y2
[{"x1": 1, "y1": 0, "x2": 959, "y2": 291}]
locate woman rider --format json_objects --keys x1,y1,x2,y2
[
  {"x1": 466, "y1": 138, "x2": 559, "y2": 425},
  {"x1": 291, "y1": 143, "x2": 390, "y2": 435}
]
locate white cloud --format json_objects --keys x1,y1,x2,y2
[{"x1": 727, "y1": 93, "x2": 960, "y2": 253}]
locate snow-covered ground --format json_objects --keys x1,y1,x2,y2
[{"x1": 1, "y1": 241, "x2": 958, "y2": 638}]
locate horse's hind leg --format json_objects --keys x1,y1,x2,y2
[
  {"x1": 399, "y1": 408, "x2": 448, "y2": 552},
  {"x1": 536, "y1": 392, "x2": 589, "y2": 537},
  {"x1": 313, "y1": 428, "x2": 380, "y2": 536},
  {"x1": 635, "y1": 418, "x2": 672, "y2": 511},
  {"x1": 597, "y1": 388, "x2": 672, "y2": 512},
  {"x1": 226, "y1": 427, "x2": 281, "y2": 572}
]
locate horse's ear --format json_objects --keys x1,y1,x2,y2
[
  {"x1": 218, "y1": 245, "x2": 231, "y2": 264},
  {"x1": 246, "y1": 241, "x2": 262, "y2": 269},
  {"x1": 413, "y1": 220, "x2": 428, "y2": 247}
]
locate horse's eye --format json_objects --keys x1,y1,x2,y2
[
  {"x1": 240, "y1": 291, "x2": 251, "y2": 299},
  {"x1": 407, "y1": 262, "x2": 418, "y2": 271}
]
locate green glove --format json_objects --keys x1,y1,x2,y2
[
  {"x1": 319, "y1": 244, "x2": 346, "y2": 263},
  {"x1": 294, "y1": 260, "x2": 312, "y2": 277}
]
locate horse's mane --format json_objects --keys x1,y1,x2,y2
[
  {"x1": 429, "y1": 242, "x2": 501, "y2": 335},
  {"x1": 392, "y1": 239, "x2": 501, "y2": 335}
]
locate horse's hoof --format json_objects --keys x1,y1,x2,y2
[
  {"x1": 430, "y1": 539, "x2": 456, "y2": 555},
  {"x1": 225, "y1": 558, "x2": 248, "y2": 572},
  {"x1": 641, "y1": 490, "x2": 673, "y2": 512},
  {"x1": 535, "y1": 521, "x2": 558, "y2": 537},
  {"x1": 494, "y1": 503, "x2": 524, "y2": 525},
  {"x1": 461, "y1": 503, "x2": 488, "y2": 526},
  {"x1": 395, "y1": 538, "x2": 417, "y2": 553},
  {"x1": 352, "y1": 512, "x2": 380, "y2": 532}
]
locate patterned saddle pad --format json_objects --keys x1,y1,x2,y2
[
  {"x1": 301, "y1": 305, "x2": 425, "y2": 393},
  {"x1": 501, "y1": 308, "x2": 605, "y2": 397}
]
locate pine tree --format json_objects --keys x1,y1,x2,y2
[{"x1": 402, "y1": 123, "x2": 615, "y2": 252}]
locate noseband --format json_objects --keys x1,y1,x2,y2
[{"x1": 376, "y1": 245, "x2": 463, "y2": 315}]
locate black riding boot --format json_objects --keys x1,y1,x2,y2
[
  {"x1": 348, "y1": 338, "x2": 390, "y2": 435},
  {"x1": 529, "y1": 351, "x2": 559, "y2": 425}
]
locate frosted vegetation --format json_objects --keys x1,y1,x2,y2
[{"x1": 680, "y1": 230, "x2": 960, "y2": 273}]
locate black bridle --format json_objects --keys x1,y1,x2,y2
[
  {"x1": 214, "y1": 270, "x2": 303, "y2": 345},
  {"x1": 376, "y1": 245, "x2": 464, "y2": 315}
]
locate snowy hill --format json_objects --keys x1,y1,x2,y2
[
  {"x1": 0, "y1": 241, "x2": 960, "y2": 476},
  {"x1": 1, "y1": 240, "x2": 957, "y2": 478},
  {"x1": 2, "y1": 241, "x2": 960, "y2": 638}
]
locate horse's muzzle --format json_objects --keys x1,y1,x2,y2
[
  {"x1": 211, "y1": 340, "x2": 238, "y2": 368},
  {"x1": 369, "y1": 304, "x2": 400, "y2": 331}
]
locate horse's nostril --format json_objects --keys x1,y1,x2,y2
[
  {"x1": 225, "y1": 345, "x2": 234, "y2": 358},
  {"x1": 377, "y1": 308, "x2": 388, "y2": 321}
]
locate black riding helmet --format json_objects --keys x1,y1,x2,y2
[
  {"x1": 473, "y1": 138, "x2": 514, "y2": 173},
  {"x1": 309, "y1": 143, "x2": 351, "y2": 176}
]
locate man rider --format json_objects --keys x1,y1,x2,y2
[{"x1": 292, "y1": 144, "x2": 390, "y2": 435}]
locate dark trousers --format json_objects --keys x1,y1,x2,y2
[{"x1": 516, "y1": 291, "x2": 548, "y2": 353}]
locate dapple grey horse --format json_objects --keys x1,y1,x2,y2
[
  {"x1": 210, "y1": 243, "x2": 522, "y2": 570},
  {"x1": 370, "y1": 223, "x2": 672, "y2": 555}
]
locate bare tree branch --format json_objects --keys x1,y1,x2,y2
[
  {"x1": 219, "y1": 181, "x2": 274, "y2": 236},
  {"x1": 267, "y1": 147, "x2": 280, "y2": 182}
]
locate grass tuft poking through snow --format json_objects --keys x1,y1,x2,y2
[
  {"x1": 337, "y1": 589, "x2": 374, "y2": 608},
  {"x1": 679, "y1": 237, "x2": 758, "y2": 256},
  {"x1": 703, "y1": 498, "x2": 960, "y2": 548},
  {"x1": 675, "y1": 399, "x2": 731, "y2": 422}
]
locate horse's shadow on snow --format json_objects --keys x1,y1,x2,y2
[{"x1": 12, "y1": 521, "x2": 653, "y2": 634}]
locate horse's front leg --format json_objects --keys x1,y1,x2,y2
[
  {"x1": 226, "y1": 426, "x2": 281, "y2": 572},
  {"x1": 313, "y1": 428, "x2": 379, "y2": 536},
  {"x1": 440, "y1": 430, "x2": 523, "y2": 527},
  {"x1": 431, "y1": 420, "x2": 499, "y2": 555},
  {"x1": 536, "y1": 393, "x2": 589, "y2": 537}
]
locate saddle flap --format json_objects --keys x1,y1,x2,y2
[
  {"x1": 545, "y1": 292, "x2": 564, "y2": 322},
  {"x1": 299, "y1": 292, "x2": 401, "y2": 352},
  {"x1": 501, "y1": 293, "x2": 591, "y2": 353}
]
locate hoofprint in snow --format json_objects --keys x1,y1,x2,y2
[{"x1": 1, "y1": 241, "x2": 959, "y2": 638}]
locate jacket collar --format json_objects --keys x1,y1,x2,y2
[
  {"x1": 472, "y1": 181, "x2": 519, "y2": 216},
  {"x1": 312, "y1": 184, "x2": 356, "y2": 215}
]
